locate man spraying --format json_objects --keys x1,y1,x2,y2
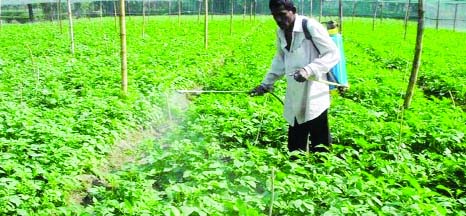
[{"x1": 250, "y1": 0, "x2": 340, "y2": 154}]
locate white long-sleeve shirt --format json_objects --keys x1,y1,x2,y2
[{"x1": 262, "y1": 15, "x2": 340, "y2": 126}]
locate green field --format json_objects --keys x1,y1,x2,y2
[{"x1": 0, "y1": 15, "x2": 465, "y2": 215}]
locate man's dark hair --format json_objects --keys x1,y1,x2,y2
[{"x1": 269, "y1": 0, "x2": 296, "y2": 12}]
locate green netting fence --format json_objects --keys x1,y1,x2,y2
[{"x1": 0, "y1": 0, "x2": 465, "y2": 31}]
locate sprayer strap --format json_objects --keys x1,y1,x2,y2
[{"x1": 302, "y1": 18, "x2": 320, "y2": 55}]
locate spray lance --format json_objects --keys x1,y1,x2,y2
[
  {"x1": 176, "y1": 89, "x2": 285, "y2": 105},
  {"x1": 176, "y1": 78, "x2": 345, "y2": 105}
]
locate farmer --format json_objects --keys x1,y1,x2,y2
[{"x1": 250, "y1": 0, "x2": 340, "y2": 153}]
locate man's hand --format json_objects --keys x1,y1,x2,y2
[
  {"x1": 293, "y1": 68, "x2": 309, "y2": 82},
  {"x1": 249, "y1": 84, "x2": 269, "y2": 96}
]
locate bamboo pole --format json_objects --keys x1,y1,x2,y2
[
  {"x1": 435, "y1": 0, "x2": 440, "y2": 29},
  {"x1": 205, "y1": 0, "x2": 209, "y2": 49},
  {"x1": 403, "y1": 0, "x2": 424, "y2": 109},
  {"x1": 198, "y1": 0, "x2": 201, "y2": 23},
  {"x1": 310, "y1": 0, "x2": 313, "y2": 17},
  {"x1": 26, "y1": 44, "x2": 39, "y2": 90},
  {"x1": 380, "y1": 0, "x2": 384, "y2": 23},
  {"x1": 178, "y1": 0, "x2": 181, "y2": 25},
  {"x1": 0, "y1": 0, "x2": 2, "y2": 30},
  {"x1": 230, "y1": 0, "x2": 234, "y2": 35},
  {"x1": 169, "y1": 0, "x2": 171, "y2": 16},
  {"x1": 372, "y1": 0, "x2": 378, "y2": 30},
  {"x1": 100, "y1": 1, "x2": 103, "y2": 21},
  {"x1": 253, "y1": 0, "x2": 256, "y2": 21},
  {"x1": 114, "y1": 0, "x2": 118, "y2": 30},
  {"x1": 67, "y1": 0, "x2": 75, "y2": 54},
  {"x1": 300, "y1": 0, "x2": 303, "y2": 15},
  {"x1": 338, "y1": 0, "x2": 343, "y2": 34},
  {"x1": 403, "y1": 0, "x2": 410, "y2": 39},
  {"x1": 268, "y1": 167, "x2": 275, "y2": 216},
  {"x1": 210, "y1": 0, "x2": 213, "y2": 20},
  {"x1": 243, "y1": 0, "x2": 246, "y2": 23},
  {"x1": 57, "y1": 0, "x2": 63, "y2": 33},
  {"x1": 119, "y1": 0, "x2": 128, "y2": 94},
  {"x1": 142, "y1": 0, "x2": 146, "y2": 37},
  {"x1": 250, "y1": 0, "x2": 253, "y2": 22},
  {"x1": 319, "y1": 0, "x2": 323, "y2": 22},
  {"x1": 453, "y1": 3, "x2": 458, "y2": 32}
]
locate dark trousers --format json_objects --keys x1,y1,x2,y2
[{"x1": 287, "y1": 109, "x2": 332, "y2": 152}]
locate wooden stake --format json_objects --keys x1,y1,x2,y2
[
  {"x1": 120, "y1": 0, "x2": 128, "y2": 94},
  {"x1": 403, "y1": 0, "x2": 424, "y2": 109},
  {"x1": 67, "y1": 0, "x2": 75, "y2": 54}
]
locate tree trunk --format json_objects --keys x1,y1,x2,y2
[
  {"x1": 119, "y1": 0, "x2": 128, "y2": 94},
  {"x1": 403, "y1": 0, "x2": 424, "y2": 109},
  {"x1": 67, "y1": 0, "x2": 75, "y2": 54}
]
